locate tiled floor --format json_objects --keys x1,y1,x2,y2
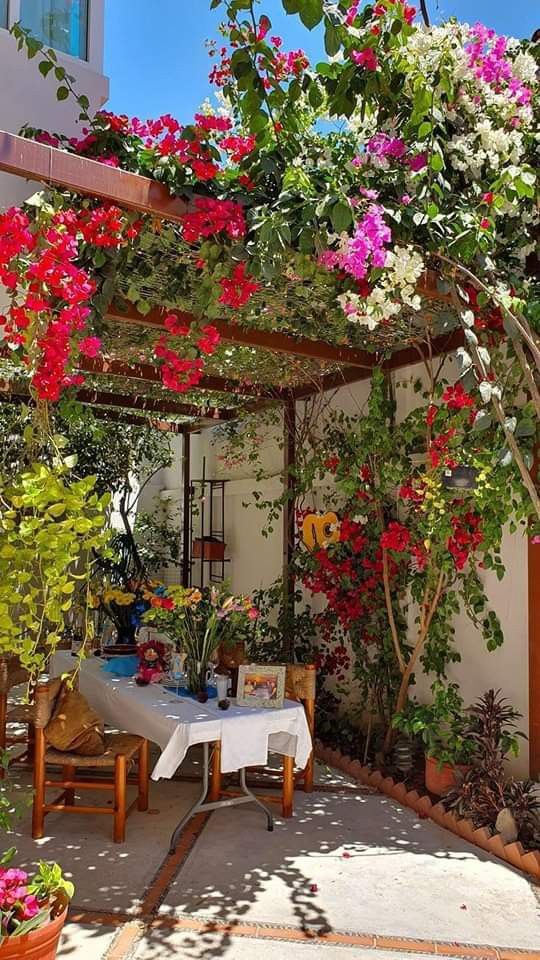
[{"x1": 6, "y1": 753, "x2": 540, "y2": 960}]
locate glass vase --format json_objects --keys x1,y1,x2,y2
[{"x1": 185, "y1": 657, "x2": 208, "y2": 695}]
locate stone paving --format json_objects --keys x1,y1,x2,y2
[{"x1": 5, "y1": 755, "x2": 540, "y2": 960}]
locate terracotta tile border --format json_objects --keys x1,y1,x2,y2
[
  {"x1": 147, "y1": 915, "x2": 540, "y2": 958},
  {"x1": 314, "y1": 741, "x2": 540, "y2": 884},
  {"x1": 139, "y1": 812, "x2": 210, "y2": 915},
  {"x1": 65, "y1": 909, "x2": 540, "y2": 959}
]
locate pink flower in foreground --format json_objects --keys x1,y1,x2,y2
[{"x1": 351, "y1": 48, "x2": 379, "y2": 71}]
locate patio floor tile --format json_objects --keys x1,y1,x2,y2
[
  {"x1": 58, "y1": 921, "x2": 118, "y2": 959},
  {"x1": 158, "y1": 790, "x2": 540, "y2": 950},
  {"x1": 10, "y1": 772, "x2": 200, "y2": 914}
]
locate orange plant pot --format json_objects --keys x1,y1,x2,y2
[
  {"x1": 0, "y1": 907, "x2": 67, "y2": 960},
  {"x1": 425, "y1": 755, "x2": 469, "y2": 796},
  {"x1": 192, "y1": 538, "x2": 226, "y2": 561}
]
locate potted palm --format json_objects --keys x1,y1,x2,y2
[
  {"x1": 0, "y1": 849, "x2": 74, "y2": 959},
  {"x1": 393, "y1": 682, "x2": 475, "y2": 795}
]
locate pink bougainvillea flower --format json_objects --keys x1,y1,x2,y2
[
  {"x1": 407, "y1": 152, "x2": 428, "y2": 172},
  {"x1": 351, "y1": 48, "x2": 379, "y2": 71}
]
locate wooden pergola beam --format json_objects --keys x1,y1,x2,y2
[
  {"x1": 106, "y1": 302, "x2": 375, "y2": 369},
  {"x1": 0, "y1": 131, "x2": 188, "y2": 221},
  {"x1": 74, "y1": 388, "x2": 233, "y2": 420},
  {"x1": 78, "y1": 354, "x2": 267, "y2": 397},
  {"x1": 0, "y1": 391, "x2": 184, "y2": 433},
  {"x1": 291, "y1": 328, "x2": 465, "y2": 399}
]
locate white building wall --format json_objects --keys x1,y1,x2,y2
[
  {"x1": 179, "y1": 363, "x2": 529, "y2": 773},
  {"x1": 0, "y1": 0, "x2": 108, "y2": 210}
]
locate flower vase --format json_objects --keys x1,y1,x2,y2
[{"x1": 185, "y1": 657, "x2": 208, "y2": 696}]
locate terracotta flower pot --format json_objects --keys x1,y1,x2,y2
[
  {"x1": 192, "y1": 538, "x2": 226, "y2": 561},
  {"x1": 0, "y1": 907, "x2": 67, "y2": 960},
  {"x1": 425, "y1": 755, "x2": 469, "y2": 796}
]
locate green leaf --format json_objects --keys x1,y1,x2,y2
[
  {"x1": 56, "y1": 86, "x2": 69, "y2": 101},
  {"x1": 298, "y1": 0, "x2": 323, "y2": 29},
  {"x1": 38, "y1": 60, "x2": 54, "y2": 77},
  {"x1": 330, "y1": 200, "x2": 352, "y2": 233},
  {"x1": 324, "y1": 22, "x2": 340, "y2": 57},
  {"x1": 430, "y1": 153, "x2": 444, "y2": 173}
]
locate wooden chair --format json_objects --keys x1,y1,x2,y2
[
  {"x1": 281, "y1": 663, "x2": 316, "y2": 817},
  {"x1": 0, "y1": 655, "x2": 35, "y2": 775},
  {"x1": 213, "y1": 662, "x2": 316, "y2": 818},
  {"x1": 32, "y1": 678, "x2": 149, "y2": 843}
]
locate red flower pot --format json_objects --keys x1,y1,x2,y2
[
  {"x1": 192, "y1": 538, "x2": 226, "y2": 561},
  {"x1": 425, "y1": 755, "x2": 469, "y2": 796},
  {"x1": 0, "y1": 907, "x2": 67, "y2": 960}
]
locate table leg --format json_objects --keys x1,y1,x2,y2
[{"x1": 168, "y1": 742, "x2": 274, "y2": 854}]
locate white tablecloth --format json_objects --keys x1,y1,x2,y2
[{"x1": 51, "y1": 652, "x2": 312, "y2": 781}]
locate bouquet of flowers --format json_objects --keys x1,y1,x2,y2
[
  {"x1": 89, "y1": 578, "x2": 159, "y2": 645},
  {"x1": 143, "y1": 585, "x2": 258, "y2": 694}
]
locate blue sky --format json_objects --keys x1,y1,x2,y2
[{"x1": 104, "y1": 1, "x2": 538, "y2": 120}]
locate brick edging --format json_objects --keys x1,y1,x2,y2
[{"x1": 314, "y1": 741, "x2": 540, "y2": 882}]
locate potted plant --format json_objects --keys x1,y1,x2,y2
[
  {"x1": 0, "y1": 848, "x2": 74, "y2": 959},
  {"x1": 393, "y1": 682, "x2": 475, "y2": 795}
]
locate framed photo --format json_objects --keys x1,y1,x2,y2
[{"x1": 236, "y1": 664, "x2": 286, "y2": 709}]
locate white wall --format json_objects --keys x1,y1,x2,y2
[
  {"x1": 0, "y1": 0, "x2": 108, "y2": 209},
  {"x1": 178, "y1": 363, "x2": 530, "y2": 773}
]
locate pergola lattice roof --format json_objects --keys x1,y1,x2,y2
[{"x1": 0, "y1": 131, "x2": 462, "y2": 430}]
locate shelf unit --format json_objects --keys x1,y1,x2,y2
[{"x1": 188, "y1": 456, "x2": 230, "y2": 589}]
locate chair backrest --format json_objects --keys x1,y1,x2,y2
[
  {"x1": 33, "y1": 675, "x2": 73, "y2": 730},
  {"x1": 0, "y1": 656, "x2": 30, "y2": 695},
  {"x1": 285, "y1": 663, "x2": 316, "y2": 703}
]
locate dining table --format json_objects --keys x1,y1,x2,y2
[{"x1": 51, "y1": 651, "x2": 313, "y2": 851}]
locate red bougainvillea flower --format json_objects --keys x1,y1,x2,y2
[
  {"x1": 221, "y1": 134, "x2": 257, "y2": 163},
  {"x1": 380, "y1": 521, "x2": 410, "y2": 552},
  {"x1": 426, "y1": 404, "x2": 438, "y2": 426},
  {"x1": 78, "y1": 336, "x2": 102, "y2": 358},
  {"x1": 180, "y1": 197, "x2": 246, "y2": 244},
  {"x1": 447, "y1": 512, "x2": 483, "y2": 570},
  {"x1": 442, "y1": 383, "x2": 475, "y2": 410},
  {"x1": 197, "y1": 325, "x2": 221, "y2": 355},
  {"x1": 219, "y1": 262, "x2": 260, "y2": 309},
  {"x1": 351, "y1": 48, "x2": 379, "y2": 71},
  {"x1": 164, "y1": 313, "x2": 191, "y2": 337}
]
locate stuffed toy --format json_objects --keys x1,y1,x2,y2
[{"x1": 135, "y1": 639, "x2": 169, "y2": 685}]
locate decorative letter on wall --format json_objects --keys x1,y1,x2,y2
[{"x1": 302, "y1": 512, "x2": 340, "y2": 550}]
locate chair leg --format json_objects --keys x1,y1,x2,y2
[
  {"x1": 138, "y1": 740, "x2": 149, "y2": 812},
  {"x1": 32, "y1": 731, "x2": 46, "y2": 840},
  {"x1": 0, "y1": 693, "x2": 7, "y2": 781},
  {"x1": 208, "y1": 740, "x2": 222, "y2": 802},
  {"x1": 113, "y1": 755, "x2": 127, "y2": 843},
  {"x1": 282, "y1": 755, "x2": 294, "y2": 818},
  {"x1": 303, "y1": 698, "x2": 315, "y2": 793},
  {"x1": 62, "y1": 764, "x2": 75, "y2": 805}
]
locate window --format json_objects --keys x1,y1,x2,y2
[
  {"x1": 20, "y1": 0, "x2": 88, "y2": 60},
  {"x1": 0, "y1": 1, "x2": 8, "y2": 29}
]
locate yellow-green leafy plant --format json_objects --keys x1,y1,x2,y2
[{"x1": 0, "y1": 459, "x2": 110, "y2": 677}]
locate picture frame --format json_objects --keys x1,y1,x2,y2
[{"x1": 236, "y1": 664, "x2": 286, "y2": 709}]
